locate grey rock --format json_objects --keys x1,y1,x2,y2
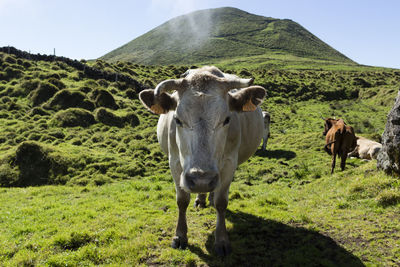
[{"x1": 377, "y1": 90, "x2": 400, "y2": 175}]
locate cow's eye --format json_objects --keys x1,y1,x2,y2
[
  {"x1": 223, "y1": 116, "x2": 230, "y2": 126},
  {"x1": 175, "y1": 117, "x2": 183, "y2": 127}
]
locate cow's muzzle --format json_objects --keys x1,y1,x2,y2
[{"x1": 183, "y1": 169, "x2": 219, "y2": 193}]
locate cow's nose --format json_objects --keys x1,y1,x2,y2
[{"x1": 185, "y1": 169, "x2": 219, "y2": 193}]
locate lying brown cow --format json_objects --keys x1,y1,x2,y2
[
  {"x1": 348, "y1": 136, "x2": 382, "y2": 160},
  {"x1": 323, "y1": 118, "x2": 357, "y2": 174}
]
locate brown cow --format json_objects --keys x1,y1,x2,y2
[{"x1": 323, "y1": 118, "x2": 357, "y2": 174}]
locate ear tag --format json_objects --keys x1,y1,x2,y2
[
  {"x1": 150, "y1": 104, "x2": 165, "y2": 114},
  {"x1": 242, "y1": 100, "x2": 257, "y2": 112}
]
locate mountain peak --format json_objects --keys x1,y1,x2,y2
[{"x1": 101, "y1": 7, "x2": 354, "y2": 66}]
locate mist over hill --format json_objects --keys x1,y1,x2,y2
[{"x1": 101, "y1": 7, "x2": 354, "y2": 66}]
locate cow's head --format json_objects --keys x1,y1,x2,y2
[
  {"x1": 139, "y1": 66, "x2": 266, "y2": 193},
  {"x1": 323, "y1": 118, "x2": 336, "y2": 136}
]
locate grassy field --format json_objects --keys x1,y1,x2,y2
[{"x1": 0, "y1": 51, "x2": 400, "y2": 265}]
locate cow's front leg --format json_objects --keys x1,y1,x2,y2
[
  {"x1": 213, "y1": 189, "x2": 231, "y2": 256},
  {"x1": 172, "y1": 187, "x2": 190, "y2": 249}
]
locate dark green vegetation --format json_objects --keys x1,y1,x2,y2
[
  {"x1": 0, "y1": 49, "x2": 399, "y2": 265},
  {"x1": 101, "y1": 7, "x2": 355, "y2": 68}
]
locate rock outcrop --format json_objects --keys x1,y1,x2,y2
[{"x1": 377, "y1": 90, "x2": 400, "y2": 175}]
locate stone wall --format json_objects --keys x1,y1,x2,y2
[{"x1": 0, "y1": 46, "x2": 143, "y2": 92}]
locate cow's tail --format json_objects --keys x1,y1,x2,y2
[{"x1": 324, "y1": 140, "x2": 336, "y2": 155}]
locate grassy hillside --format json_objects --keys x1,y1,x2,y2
[
  {"x1": 0, "y1": 50, "x2": 400, "y2": 265},
  {"x1": 101, "y1": 7, "x2": 354, "y2": 67}
]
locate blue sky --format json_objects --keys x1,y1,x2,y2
[{"x1": 0, "y1": 0, "x2": 399, "y2": 68}]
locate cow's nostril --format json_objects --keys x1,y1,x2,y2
[{"x1": 185, "y1": 174, "x2": 196, "y2": 189}]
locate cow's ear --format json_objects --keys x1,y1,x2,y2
[
  {"x1": 139, "y1": 89, "x2": 177, "y2": 114},
  {"x1": 228, "y1": 86, "x2": 266, "y2": 112}
]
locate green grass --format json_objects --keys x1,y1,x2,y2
[
  {"x1": 0, "y1": 50, "x2": 399, "y2": 265},
  {"x1": 0, "y1": 164, "x2": 398, "y2": 266}
]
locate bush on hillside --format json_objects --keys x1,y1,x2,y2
[
  {"x1": 47, "y1": 77, "x2": 66, "y2": 90},
  {"x1": 124, "y1": 112, "x2": 140, "y2": 127},
  {"x1": 0, "y1": 141, "x2": 72, "y2": 187},
  {"x1": 0, "y1": 71, "x2": 6, "y2": 80},
  {"x1": 22, "y1": 60, "x2": 32, "y2": 69},
  {"x1": 45, "y1": 89, "x2": 95, "y2": 111},
  {"x1": 30, "y1": 82, "x2": 59, "y2": 106},
  {"x1": 11, "y1": 79, "x2": 41, "y2": 97},
  {"x1": 90, "y1": 89, "x2": 118, "y2": 109},
  {"x1": 51, "y1": 108, "x2": 96, "y2": 127},
  {"x1": 94, "y1": 108, "x2": 124, "y2": 127},
  {"x1": 78, "y1": 86, "x2": 92, "y2": 94},
  {"x1": 94, "y1": 108, "x2": 140, "y2": 128},
  {"x1": 3, "y1": 55, "x2": 16, "y2": 64},
  {"x1": 3, "y1": 66, "x2": 23, "y2": 80},
  {"x1": 29, "y1": 107, "x2": 50, "y2": 116},
  {"x1": 14, "y1": 141, "x2": 52, "y2": 186},
  {"x1": 21, "y1": 79, "x2": 40, "y2": 91},
  {"x1": 125, "y1": 88, "x2": 136, "y2": 99}
]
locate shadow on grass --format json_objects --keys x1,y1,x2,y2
[
  {"x1": 255, "y1": 149, "x2": 297, "y2": 160},
  {"x1": 189, "y1": 210, "x2": 364, "y2": 266}
]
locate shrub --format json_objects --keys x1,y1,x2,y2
[
  {"x1": 4, "y1": 141, "x2": 70, "y2": 187},
  {"x1": 79, "y1": 86, "x2": 92, "y2": 94},
  {"x1": 3, "y1": 55, "x2": 16, "y2": 64},
  {"x1": 4, "y1": 66, "x2": 23, "y2": 80},
  {"x1": 22, "y1": 60, "x2": 32, "y2": 68},
  {"x1": 21, "y1": 79, "x2": 40, "y2": 91},
  {"x1": 123, "y1": 112, "x2": 140, "y2": 127},
  {"x1": 11, "y1": 79, "x2": 41, "y2": 97},
  {"x1": 376, "y1": 189, "x2": 400, "y2": 207},
  {"x1": 45, "y1": 89, "x2": 95, "y2": 111},
  {"x1": 47, "y1": 73, "x2": 61, "y2": 80},
  {"x1": 353, "y1": 78, "x2": 371, "y2": 88},
  {"x1": 51, "y1": 108, "x2": 96, "y2": 127},
  {"x1": 30, "y1": 82, "x2": 59, "y2": 106},
  {"x1": 29, "y1": 107, "x2": 50, "y2": 116},
  {"x1": 0, "y1": 163, "x2": 19, "y2": 187},
  {"x1": 53, "y1": 231, "x2": 94, "y2": 250},
  {"x1": 97, "y1": 79, "x2": 109, "y2": 87},
  {"x1": 125, "y1": 88, "x2": 136, "y2": 99},
  {"x1": 94, "y1": 108, "x2": 124, "y2": 127},
  {"x1": 47, "y1": 77, "x2": 66, "y2": 90},
  {"x1": 90, "y1": 89, "x2": 118, "y2": 109}
]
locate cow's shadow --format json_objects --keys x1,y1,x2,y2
[
  {"x1": 255, "y1": 149, "x2": 297, "y2": 160},
  {"x1": 189, "y1": 210, "x2": 364, "y2": 266}
]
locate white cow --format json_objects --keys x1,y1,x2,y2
[
  {"x1": 139, "y1": 66, "x2": 266, "y2": 256},
  {"x1": 262, "y1": 111, "x2": 271, "y2": 151},
  {"x1": 348, "y1": 136, "x2": 382, "y2": 160}
]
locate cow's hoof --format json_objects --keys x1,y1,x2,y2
[
  {"x1": 215, "y1": 241, "x2": 232, "y2": 256},
  {"x1": 171, "y1": 236, "x2": 188, "y2": 250},
  {"x1": 194, "y1": 198, "x2": 206, "y2": 208}
]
